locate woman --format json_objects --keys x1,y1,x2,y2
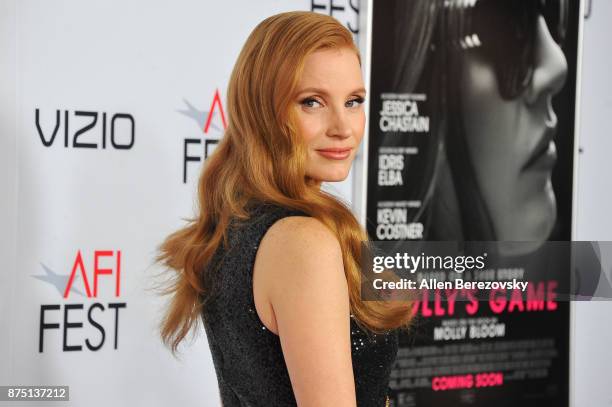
[
  {"x1": 374, "y1": 0, "x2": 572, "y2": 256},
  {"x1": 157, "y1": 11, "x2": 411, "y2": 407},
  {"x1": 442, "y1": 0, "x2": 570, "y2": 255}
]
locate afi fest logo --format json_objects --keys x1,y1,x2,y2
[
  {"x1": 178, "y1": 89, "x2": 227, "y2": 183},
  {"x1": 34, "y1": 250, "x2": 126, "y2": 353}
]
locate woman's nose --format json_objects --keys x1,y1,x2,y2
[
  {"x1": 326, "y1": 106, "x2": 352, "y2": 139},
  {"x1": 525, "y1": 15, "x2": 569, "y2": 105}
]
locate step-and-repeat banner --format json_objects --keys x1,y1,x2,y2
[
  {"x1": 0, "y1": 1, "x2": 360, "y2": 406},
  {"x1": 365, "y1": 0, "x2": 582, "y2": 406}
]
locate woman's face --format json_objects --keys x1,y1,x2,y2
[
  {"x1": 293, "y1": 47, "x2": 366, "y2": 185},
  {"x1": 459, "y1": 15, "x2": 568, "y2": 248}
]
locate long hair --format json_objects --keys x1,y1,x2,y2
[
  {"x1": 388, "y1": 0, "x2": 495, "y2": 240},
  {"x1": 394, "y1": 0, "x2": 447, "y2": 235},
  {"x1": 157, "y1": 11, "x2": 412, "y2": 355},
  {"x1": 442, "y1": 0, "x2": 499, "y2": 240},
  {"x1": 372, "y1": 0, "x2": 455, "y2": 240}
]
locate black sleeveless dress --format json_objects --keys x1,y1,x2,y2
[{"x1": 201, "y1": 202, "x2": 398, "y2": 406}]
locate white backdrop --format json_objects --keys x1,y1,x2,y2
[
  {"x1": 573, "y1": 0, "x2": 612, "y2": 406},
  {"x1": 0, "y1": 1, "x2": 360, "y2": 406}
]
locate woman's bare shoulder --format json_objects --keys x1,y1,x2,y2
[
  {"x1": 254, "y1": 214, "x2": 346, "y2": 295},
  {"x1": 254, "y1": 214, "x2": 355, "y2": 405},
  {"x1": 262, "y1": 215, "x2": 341, "y2": 256}
]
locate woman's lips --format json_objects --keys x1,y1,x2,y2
[
  {"x1": 316, "y1": 148, "x2": 352, "y2": 160},
  {"x1": 527, "y1": 140, "x2": 558, "y2": 171},
  {"x1": 522, "y1": 126, "x2": 558, "y2": 172}
]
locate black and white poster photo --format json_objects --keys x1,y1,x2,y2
[{"x1": 367, "y1": 0, "x2": 580, "y2": 405}]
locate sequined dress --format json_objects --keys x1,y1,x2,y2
[{"x1": 201, "y1": 202, "x2": 398, "y2": 406}]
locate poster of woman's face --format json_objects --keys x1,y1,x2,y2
[
  {"x1": 459, "y1": 15, "x2": 567, "y2": 246},
  {"x1": 367, "y1": 0, "x2": 578, "y2": 253},
  {"x1": 366, "y1": 0, "x2": 581, "y2": 405}
]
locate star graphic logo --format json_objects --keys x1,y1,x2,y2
[
  {"x1": 177, "y1": 89, "x2": 227, "y2": 135},
  {"x1": 32, "y1": 262, "x2": 85, "y2": 297},
  {"x1": 177, "y1": 99, "x2": 222, "y2": 133}
]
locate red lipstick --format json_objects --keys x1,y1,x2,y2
[{"x1": 316, "y1": 148, "x2": 352, "y2": 160}]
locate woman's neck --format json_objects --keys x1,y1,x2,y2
[{"x1": 306, "y1": 177, "x2": 322, "y2": 190}]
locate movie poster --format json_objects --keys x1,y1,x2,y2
[{"x1": 365, "y1": 0, "x2": 582, "y2": 405}]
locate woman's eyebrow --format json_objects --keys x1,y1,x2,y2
[
  {"x1": 350, "y1": 87, "x2": 367, "y2": 95},
  {"x1": 295, "y1": 87, "x2": 367, "y2": 96}
]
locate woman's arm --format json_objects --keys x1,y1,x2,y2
[{"x1": 253, "y1": 216, "x2": 357, "y2": 406}]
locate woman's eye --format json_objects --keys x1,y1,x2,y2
[
  {"x1": 300, "y1": 97, "x2": 323, "y2": 108},
  {"x1": 346, "y1": 97, "x2": 365, "y2": 108}
]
